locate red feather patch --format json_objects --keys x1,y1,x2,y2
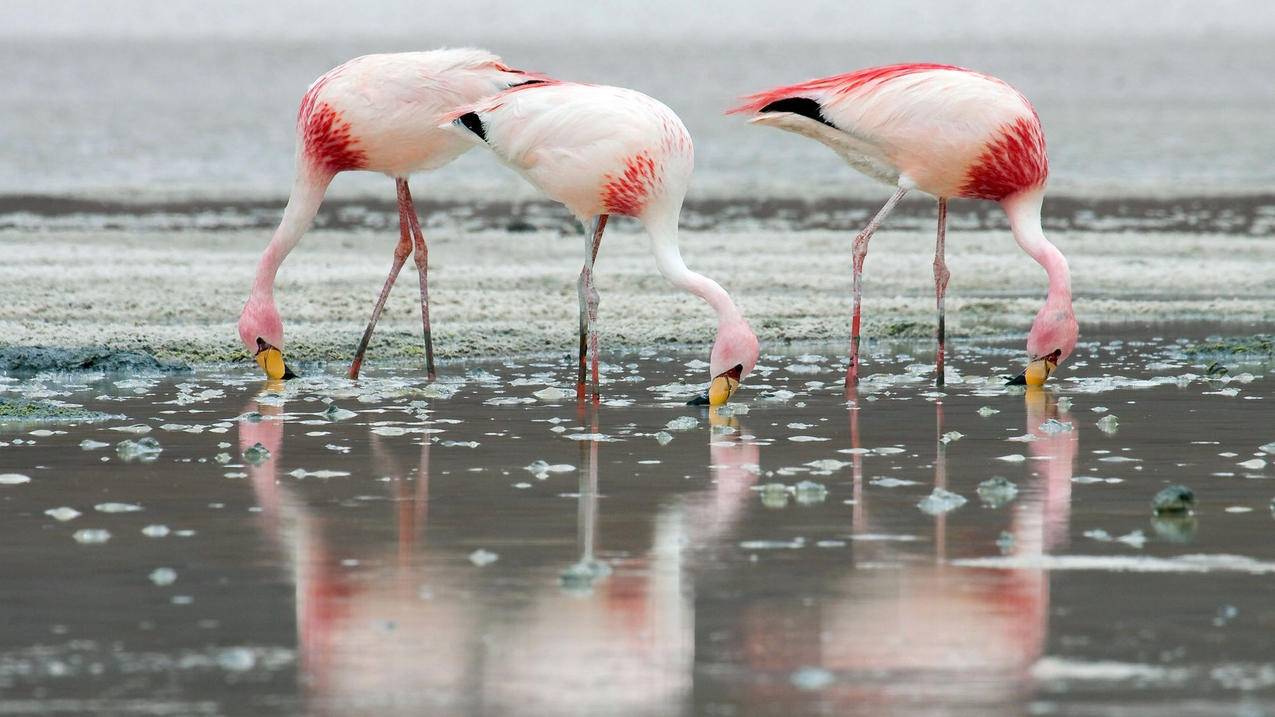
[
  {"x1": 601, "y1": 152, "x2": 660, "y2": 216},
  {"x1": 300, "y1": 102, "x2": 367, "y2": 176},
  {"x1": 959, "y1": 114, "x2": 1049, "y2": 201}
]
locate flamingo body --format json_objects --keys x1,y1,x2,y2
[
  {"x1": 297, "y1": 49, "x2": 538, "y2": 180},
  {"x1": 238, "y1": 48, "x2": 540, "y2": 378},
  {"x1": 449, "y1": 83, "x2": 694, "y2": 222},
  {"x1": 735, "y1": 64, "x2": 1076, "y2": 384},
  {"x1": 447, "y1": 82, "x2": 759, "y2": 398},
  {"x1": 732, "y1": 64, "x2": 1048, "y2": 201}
]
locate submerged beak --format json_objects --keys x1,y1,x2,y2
[
  {"x1": 687, "y1": 364, "x2": 744, "y2": 406},
  {"x1": 254, "y1": 339, "x2": 297, "y2": 381},
  {"x1": 1006, "y1": 350, "x2": 1061, "y2": 387}
]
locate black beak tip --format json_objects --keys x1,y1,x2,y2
[
  {"x1": 686, "y1": 394, "x2": 711, "y2": 406},
  {"x1": 1005, "y1": 373, "x2": 1027, "y2": 386},
  {"x1": 282, "y1": 364, "x2": 298, "y2": 380}
]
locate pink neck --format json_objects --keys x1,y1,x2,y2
[
  {"x1": 251, "y1": 172, "x2": 331, "y2": 301},
  {"x1": 645, "y1": 214, "x2": 744, "y2": 328},
  {"x1": 1003, "y1": 188, "x2": 1070, "y2": 305}
]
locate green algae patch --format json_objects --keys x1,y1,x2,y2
[
  {"x1": 1186, "y1": 335, "x2": 1274, "y2": 359},
  {"x1": 0, "y1": 397, "x2": 123, "y2": 425}
]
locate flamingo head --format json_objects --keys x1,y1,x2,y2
[
  {"x1": 479, "y1": 58, "x2": 553, "y2": 92},
  {"x1": 238, "y1": 295, "x2": 295, "y2": 381},
  {"x1": 1008, "y1": 296, "x2": 1078, "y2": 386},
  {"x1": 689, "y1": 317, "x2": 760, "y2": 406}
]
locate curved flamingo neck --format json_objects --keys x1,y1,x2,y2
[
  {"x1": 644, "y1": 213, "x2": 743, "y2": 327},
  {"x1": 1002, "y1": 188, "x2": 1070, "y2": 304},
  {"x1": 251, "y1": 172, "x2": 331, "y2": 301}
]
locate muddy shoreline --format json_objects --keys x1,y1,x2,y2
[{"x1": 5, "y1": 192, "x2": 1275, "y2": 236}]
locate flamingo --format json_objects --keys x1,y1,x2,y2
[
  {"x1": 731, "y1": 64, "x2": 1077, "y2": 387},
  {"x1": 236, "y1": 48, "x2": 546, "y2": 381},
  {"x1": 442, "y1": 81, "x2": 759, "y2": 405}
]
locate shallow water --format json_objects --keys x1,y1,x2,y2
[{"x1": 2, "y1": 329, "x2": 1275, "y2": 715}]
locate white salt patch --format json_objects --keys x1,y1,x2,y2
[
  {"x1": 740, "y1": 538, "x2": 804, "y2": 550},
  {"x1": 790, "y1": 666, "x2": 835, "y2": 690},
  {"x1": 95, "y1": 502, "x2": 142, "y2": 513},
  {"x1": 72, "y1": 529, "x2": 111, "y2": 544},
  {"x1": 952, "y1": 554, "x2": 1275, "y2": 574},
  {"x1": 0, "y1": 473, "x2": 32, "y2": 485},
  {"x1": 289, "y1": 469, "x2": 351, "y2": 479},
  {"x1": 566, "y1": 433, "x2": 617, "y2": 442},
  {"x1": 997, "y1": 454, "x2": 1027, "y2": 463},
  {"x1": 850, "y1": 533, "x2": 922, "y2": 542},
  {"x1": 1238, "y1": 458, "x2": 1267, "y2": 470},
  {"x1": 805, "y1": 459, "x2": 851, "y2": 472},
  {"x1": 484, "y1": 397, "x2": 535, "y2": 406},
  {"x1": 870, "y1": 477, "x2": 917, "y2": 488},
  {"x1": 1032, "y1": 658, "x2": 1186, "y2": 683},
  {"x1": 918, "y1": 487, "x2": 967, "y2": 515},
  {"x1": 109, "y1": 424, "x2": 153, "y2": 434},
  {"x1": 788, "y1": 436, "x2": 829, "y2": 442},
  {"x1": 45, "y1": 507, "x2": 81, "y2": 521},
  {"x1": 1117, "y1": 531, "x2": 1148, "y2": 548},
  {"x1": 141, "y1": 524, "x2": 170, "y2": 538},
  {"x1": 533, "y1": 386, "x2": 569, "y2": 401},
  {"x1": 468, "y1": 549, "x2": 498, "y2": 566},
  {"x1": 525, "y1": 461, "x2": 574, "y2": 479},
  {"x1": 79, "y1": 440, "x2": 110, "y2": 450},
  {"x1": 1038, "y1": 419, "x2": 1073, "y2": 434},
  {"x1": 665, "y1": 416, "x2": 699, "y2": 431},
  {"x1": 149, "y1": 568, "x2": 177, "y2": 586},
  {"x1": 370, "y1": 426, "x2": 407, "y2": 436}
]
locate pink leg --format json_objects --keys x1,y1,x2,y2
[
  {"x1": 348, "y1": 179, "x2": 413, "y2": 379},
  {"x1": 576, "y1": 215, "x2": 607, "y2": 402},
  {"x1": 847, "y1": 187, "x2": 909, "y2": 387},
  {"x1": 400, "y1": 180, "x2": 437, "y2": 379},
  {"x1": 934, "y1": 198, "x2": 950, "y2": 387}
]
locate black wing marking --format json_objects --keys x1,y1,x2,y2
[
  {"x1": 456, "y1": 112, "x2": 487, "y2": 142},
  {"x1": 759, "y1": 97, "x2": 836, "y2": 129}
]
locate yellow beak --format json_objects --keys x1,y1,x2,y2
[
  {"x1": 254, "y1": 346, "x2": 290, "y2": 380},
  {"x1": 707, "y1": 373, "x2": 741, "y2": 406},
  {"x1": 1007, "y1": 351, "x2": 1060, "y2": 387},
  {"x1": 1023, "y1": 357, "x2": 1054, "y2": 386}
]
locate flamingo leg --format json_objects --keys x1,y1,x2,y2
[
  {"x1": 348, "y1": 179, "x2": 414, "y2": 379},
  {"x1": 576, "y1": 215, "x2": 608, "y2": 401},
  {"x1": 933, "y1": 198, "x2": 950, "y2": 387},
  {"x1": 847, "y1": 187, "x2": 908, "y2": 387},
  {"x1": 400, "y1": 180, "x2": 437, "y2": 379}
]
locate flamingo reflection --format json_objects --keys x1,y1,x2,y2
[
  {"x1": 238, "y1": 390, "x2": 763, "y2": 715},
  {"x1": 725, "y1": 386, "x2": 1078, "y2": 710}
]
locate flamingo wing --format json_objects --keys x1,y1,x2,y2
[
  {"x1": 732, "y1": 64, "x2": 1048, "y2": 199},
  {"x1": 445, "y1": 82, "x2": 693, "y2": 220}
]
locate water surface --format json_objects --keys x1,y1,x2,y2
[{"x1": 2, "y1": 329, "x2": 1275, "y2": 715}]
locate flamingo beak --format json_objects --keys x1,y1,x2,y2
[
  {"x1": 254, "y1": 339, "x2": 297, "y2": 381},
  {"x1": 1006, "y1": 350, "x2": 1061, "y2": 386},
  {"x1": 687, "y1": 364, "x2": 744, "y2": 406}
]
